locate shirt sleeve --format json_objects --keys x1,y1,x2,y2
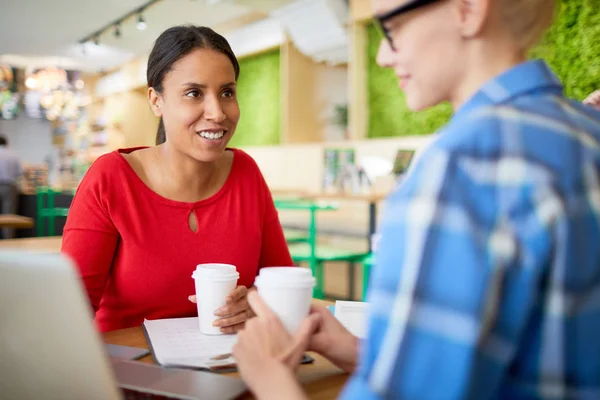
[
  {"x1": 346, "y1": 144, "x2": 554, "y2": 399},
  {"x1": 61, "y1": 156, "x2": 120, "y2": 312}
]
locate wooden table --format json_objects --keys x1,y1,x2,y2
[
  {"x1": 0, "y1": 236, "x2": 62, "y2": 252},
  {"x1": 103, "y1": 302, "x2": 349, "y2": 400},
  {"x1": 0, "y1": 214, "x2": 34, "y2": 229},
  {"x1": 271, "y1": 189, "x2": 386, "y2": 204},
  {"x1": 0, "y1": 234, "x2": 350, "y2": 397}
]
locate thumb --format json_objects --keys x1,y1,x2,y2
[
  {"x1": 281, "y1": 313, "x2": 322, "y2": 367},
  {"x1": 247, "y1": 290, "x2": 275, "y2": 318}
]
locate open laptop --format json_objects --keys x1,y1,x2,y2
[{"x1": 0, "y1": 251, "x2": 247, "y2": 400}]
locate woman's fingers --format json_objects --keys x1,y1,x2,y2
[
  {"x1": 226, "y1": 286, "x2": 248, "y2": 303},
  {"x1": 219, "y1": 321, "x2": 246, "y2": 334},
  {"x1": 214, "y1": 308, "x2": 253, "y2": 328},
  {"x1": 215, "y1": 298, "x2": 250, "y2": 317}
]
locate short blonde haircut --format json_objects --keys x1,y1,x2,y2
[{"x1": 499, "y1": 0, "x2": 557, "y2": 50}]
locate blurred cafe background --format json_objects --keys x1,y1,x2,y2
[{"x1": 0, "y1": 0, "x2": 598, "y2": 299}]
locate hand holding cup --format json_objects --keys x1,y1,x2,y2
[{"x1": 189, "y1": 286, "x2": 254, "y2": 334}]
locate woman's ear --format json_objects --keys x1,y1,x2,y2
[
  {"x1": 457, "y1": 0, "x2": 491, "y2": 38},
  {"x1": 148, "y1": 87, "x2": 163, "y2": 118}
]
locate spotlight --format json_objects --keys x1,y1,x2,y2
[
  {"x1": 114, "y1": 24, "x2": 121, "y2": 38},
  {"x1": 25, "y1": 77, "x2": 37, "y2": 89},
  {"x1": 136, "y1": 14, "x2": 147, "y2": 30}
]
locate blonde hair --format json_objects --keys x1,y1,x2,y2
[{"x1": 499, "y1": 0, "x2": 557, "y2": 50}]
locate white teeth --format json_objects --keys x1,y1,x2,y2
[{"x1": 198, "y1": 130, "x2": 224, "y2": 140}]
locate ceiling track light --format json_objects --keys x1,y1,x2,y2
[{"x1": 77, "y1": 0, "x2": 160, "y2": 46}]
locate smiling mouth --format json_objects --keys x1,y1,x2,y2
[
  {"x1": 197, "y1": 130, "x2": 226, "y2": 140},
  {"x1": 398, "y1": 76, "x2": 410, "y2": 89}
]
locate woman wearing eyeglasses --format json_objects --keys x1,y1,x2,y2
[{"x1": 233, "y1": 0, "x2": 600, "y2": 399}]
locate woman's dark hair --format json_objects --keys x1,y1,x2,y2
[{"x1": 147, "y1": 25, "x2": 240, "y2": 145}]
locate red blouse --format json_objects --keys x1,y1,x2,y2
[{"x1": 62, "y1": 147, "x2": 292, "y2": 332}]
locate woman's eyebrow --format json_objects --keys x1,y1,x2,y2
[{"x1": 181, "y1": 82, "x2": 236, "y2": 89}]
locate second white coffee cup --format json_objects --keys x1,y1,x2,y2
[
  {"x1": 192, "y1": 263, "x2": 239, "y2": 335},
  {"x1": 254, "y1": 267, "x2": 316, "y2": 334}
]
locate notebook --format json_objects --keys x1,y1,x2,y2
[
  {"x1": 333, "y1": 301, "x2": 369, "y2": 339},
  {"x1": 143, "y1": 317, "x2": 314, "y2": 372}
]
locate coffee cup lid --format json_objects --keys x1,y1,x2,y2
[
  {"x1": 255, "y1": 267, "x2": 315, "y2": 288},
  {"x1": 259, "y1": 267, "x2": 312, "y2": 276},
  {"x1": 192, "y1": 263, "x2": 239, "y2": 281}
]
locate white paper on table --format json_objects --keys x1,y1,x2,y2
[
  {"x1": 143, "y1": 317, "x2": 238, "y2": 369},
  {"x1": 334, "y1": 301, "x2": 369, "y2": 339}
]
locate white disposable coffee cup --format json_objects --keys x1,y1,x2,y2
[
  {"x1": 192, "y1": 263, "x2": 239, "y2": 335},
  {"x1": 254, "y1": 267, "x2": 316, "y2": 334}
]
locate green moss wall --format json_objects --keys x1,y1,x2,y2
[
  {"x1": 529, "y1": 0, "x2": 600, "y2": 100},
  {"x1": 229, "y1": 49, "x2": 281, "y2": 147},
  {"x1": 366, "y1": 0, "x2": 600, "y2": 138}
]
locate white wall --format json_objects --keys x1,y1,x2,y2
[
  {"x1": 242, "y1": 135, "x2": 437, "y2": 236},
  {"x1": 244, "y1": 134, "x2": 435, "y2": 192},
  {"x1": 0, "y1": 116, "x2": 53, "y2": 164},
  {"x1": 316, "y1": 64, "x2": 348, "y2": 142}
]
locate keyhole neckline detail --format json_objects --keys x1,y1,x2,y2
[{"x1": 188, "y1": 209, "x2": 199, "y2": 233}]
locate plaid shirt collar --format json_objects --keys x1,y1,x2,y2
[{"x1": 455, "y1": 59, "x2": 564, "y2": 118}]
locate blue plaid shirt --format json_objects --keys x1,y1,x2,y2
[{"x1": 341, "y1": 60, "x2": 600, "y2": 400}]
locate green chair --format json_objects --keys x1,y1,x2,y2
[
  {"x1": 277, "y1": 199, "x2": 322, "y2": 244},
  {"x1": 275, "y1": 199, "x2": 370, "y2": 300},
  {"x1": 36, "y1": 187, "x2": 71, "y2": 237},
  {"x1": 361, "y1": 253, "x2": 374, "y2": 301},
  {"x1": 282, "y1": 228, "x2": 309, "y2": 244}
]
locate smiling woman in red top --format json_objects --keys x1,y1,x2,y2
[{"x1": 61, "y1": 25, "x2": 292, "y2": 333}]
